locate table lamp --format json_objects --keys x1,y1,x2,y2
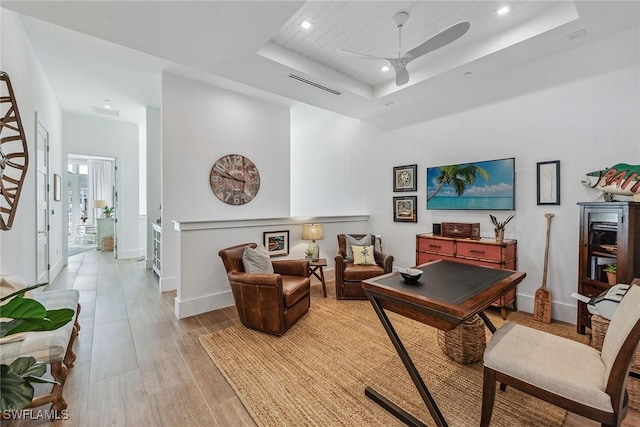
[
  {"x1": 93, "y1": 200, "x2": 107, "y2": 217},
  {"x1": 302, "y1": 223, "x2": 324, "y2": 261}
]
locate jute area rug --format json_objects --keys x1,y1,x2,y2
[{"x1": 199, "y1": 298, "x2": 588, "y2": 427}]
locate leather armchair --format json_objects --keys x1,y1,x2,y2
[
  {"x1": 218, "y1": 243, "x2": 311, "y2": 336},
  {"x1": 335, "y1": 234, "x2": 394, "y2": 300}
]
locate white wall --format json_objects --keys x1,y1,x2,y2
[
  {"x1": 63, "y1": 113, "x2": 141, "y2": 259},
  {"x1": 290, "y1": 104, "x2": 378, "y2": 217},
  {"x1": 161, "y1": 72, "x2": 290, "y2": 292},
  {"x1": 290, "y1": 27, "x2": 640, "y2": 323},
  {"x1": 0, "y1": 9, "x2": 64, "y2": 282}
]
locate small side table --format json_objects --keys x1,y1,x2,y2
[{"x1": 309, "y1": 258, "x2": 327, "y2": 298}]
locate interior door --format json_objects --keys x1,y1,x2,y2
[{"x1": 36, "y1": 117, "x2": 49, "y2": 284}]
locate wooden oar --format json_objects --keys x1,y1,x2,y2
[{"x1": 534, "y1": 213, "x2": 554, "y2": 323}]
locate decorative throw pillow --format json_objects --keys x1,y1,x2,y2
[
  {"x1": 242, "y1": 245, "x2": 274, "y2": 274},
  {"x1": 345, "y1": 234, "x2": 371, "y2": 262},
  {"x1": 352, "y1": 245, "x2": 376, "y2": 265}
]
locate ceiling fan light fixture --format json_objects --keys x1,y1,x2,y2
[{"x1": 497, "y1": 6, "x2": 511, "y2": 16}]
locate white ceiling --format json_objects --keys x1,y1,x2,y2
[{"x1": 2, "y1": 1, "x2": 640, "y2": 130}]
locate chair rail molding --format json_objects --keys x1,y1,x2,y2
[{"x1": 173, "y1": 215, "x2": 369, "y2": 231}]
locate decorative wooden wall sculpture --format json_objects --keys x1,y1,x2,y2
[{"x1": 0, "y1": 72, "x2": 29, "y2": 230}]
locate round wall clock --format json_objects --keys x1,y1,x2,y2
[{"x1": 210, "y1": 154, "x2": 260, "y2": 205}]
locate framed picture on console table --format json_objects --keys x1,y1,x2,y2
[
  {"x1": 537, "y1": 160, "x2": 560, "y2": 205},
  {"x1": 263, "y1": 230, "x2": 289, "y2": 257},
  {"x1": 393, "y1": 196, "x2": 417, "y2": 222},
  {"x1": 393, "y1": 164, "x2": 417, "y2": 192}
]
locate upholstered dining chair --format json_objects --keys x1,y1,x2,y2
[
  {"x1": 480, "y1": 284, "x2": 640, "y2": 427},
  {"x1": 335, "y1": 234, "x2": 393, "y2": 300},
  {"x1": 218, "y1": 243, "x2": 311, "y2": 336}
]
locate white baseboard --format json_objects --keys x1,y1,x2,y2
[
  {"x1": 159, "y1": 275, "x2": 177, "y2": 292},
  {"x1": 516, "y1": 294, "x2": 577, "y2": 324},
  {"x1": 118, "y1": 248, "x2": 145, "y2": 260},
  {"x1": 50, "y1": 258, "x2": 64, "y2": 284},
  {"x1": 174, "y1": 290, "x2": 235, "y2": 319}
]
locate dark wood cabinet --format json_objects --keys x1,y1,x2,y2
[
  {"x1": 577, "y1": 202, "x2": 640, "y2": 334},
  {"x1": 416, "y1": 234, "x2": 517, "y2": 319}
]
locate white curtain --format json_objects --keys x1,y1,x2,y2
[{"x1": 88, "y1": 159, "x2": 113, "y2": 223}]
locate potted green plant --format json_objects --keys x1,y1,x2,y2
[
  {"x1": 102, "y1": 206, "x2": 114, "y2": 218},
  {"x1": 605, "y1": 264, "x2": 617, "y2": 285},
  {"x1": 304, "y1": 248, "x2": 314, "y2": 261},
  {"x1": 489, "y1": 214, "x2": 515, "y2": 243},
  {"x1": 0, "y1": 284, "x2": 74, "y2": 411}
]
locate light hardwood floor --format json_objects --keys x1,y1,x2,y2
[{"x1": 3, "y1": 249, "x2": 638, "y2": 426}]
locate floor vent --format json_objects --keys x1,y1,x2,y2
[{"x1": 288, "y1": 74, "x2": 341, "y2": 95}]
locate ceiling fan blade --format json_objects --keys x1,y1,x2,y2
[
  {"x1": 337, "y1": 48, "x2": 385, "y2": 61},
  {"x1": 387, "y1": 60, "x2": 409, "y2": 86},
  {"x1": 404, "y1": 21, "x2": 470, "y2": 60},
  {"x1": 385, "y1": 59, "x2": 410, "y2": 86},
  {"x1": 394, "y1": 64, "x2": 410, "y2": 86}
]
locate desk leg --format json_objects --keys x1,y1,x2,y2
[
  {"x1": 366, "y1": 294, "x2": 448, "y2": 427},
  {"x1": 478, "y1": 311, "x2": 496, "y2": 334}
]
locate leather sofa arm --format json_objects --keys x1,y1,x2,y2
[
  {"x1": 228, "y1": 271, "x2": 280, "y2": 286},
  {"x1": 334, "y1": 253, "x2": 345, "y2": 281},
  {"x1": 374, "y1": 251, "x2": 394, "y2": 273},
  {"x1": 272, "y1": 260, "x2": 309, "y2": 277}
]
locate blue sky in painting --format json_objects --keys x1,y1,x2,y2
[{"x1": 426, "y1": 158, "x2": 515, "y2": 198}]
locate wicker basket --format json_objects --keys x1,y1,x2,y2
[
  {"x1": 101, "y1": 236, "x2": 114, "y2": 251},
  {"x1": 591, "y1": 314, "x2": 640, "y2": 409},
  {"x1": 437, "y1": 314, "x2": 486, "y2": 364}
]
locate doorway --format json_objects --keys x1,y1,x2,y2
[
  {"x1": 36, "y1": 118, "x2": 49, "y2": 284},
  {"x1": 67, "y1": 154, "x2": 117, "y2": 258}
]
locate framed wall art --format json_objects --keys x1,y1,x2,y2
[
  {"x1": 393, "y1": 164, "x2": 417, "y2": 192},
  {"x1": 263, "y1": 230, "x2": 289, "y2": 257},
  {"x1": 53, "y1": 174, "x2": 61, "y2": 201},
  {"x1": 393, "y1": 196, "x2": 417, "y2": 223},
  {"x1": 426, "y1": 157, "x2": 515, "y2": 210},
  {"x1": 537, "y1": 160, "x2": 560, "y2": 205}
]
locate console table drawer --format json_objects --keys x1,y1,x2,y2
[
  {"x1": 457, "y1": 242, "x2": 502, "y2": 262},
  {"x1": 417, "y1": 252, "x2": 452, "y2": 265},
  {"x1": 417, "y1": 238, "x2": 454, "y2": 256}
]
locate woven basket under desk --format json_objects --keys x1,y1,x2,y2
[
  {"x1": 437, "y1": 314, "x2": 486, "y2": 364},
  {"x1": 591, "y1": 314, "x2": 640, "y2": 410}
]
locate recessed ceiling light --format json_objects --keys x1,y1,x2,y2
[
  {"x1": 497, "y1": 6, "x2": 510, "y2": 15},
  {"x1": 300, "y1": 20, "x2": 313, "y2": 30},
  {"x1": 380, "y1": 65, "x2": 390, "y2": 72}
]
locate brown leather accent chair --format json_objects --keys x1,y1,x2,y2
[
  {"x1": 335, "y1": 234, "x2": 394, "y2": 300},
  {"x1": 218, "y1": 243, "x2": 311, "y2": 336}
]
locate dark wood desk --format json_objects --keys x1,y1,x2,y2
[{"x1": 362, "y1": 260, "x2": 526, "y2": 427}]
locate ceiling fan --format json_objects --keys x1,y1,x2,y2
[{"x1": 337, "y1": 12, "x2": 470, "y2": 86}]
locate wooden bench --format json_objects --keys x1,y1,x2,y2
[{"x1": 0, "y1": 289, "x2": 81, "y2": 413}]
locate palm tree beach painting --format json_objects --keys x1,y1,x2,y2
[{"x1": 426, "y1": 157, "x2": 515, "y2": 210}]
